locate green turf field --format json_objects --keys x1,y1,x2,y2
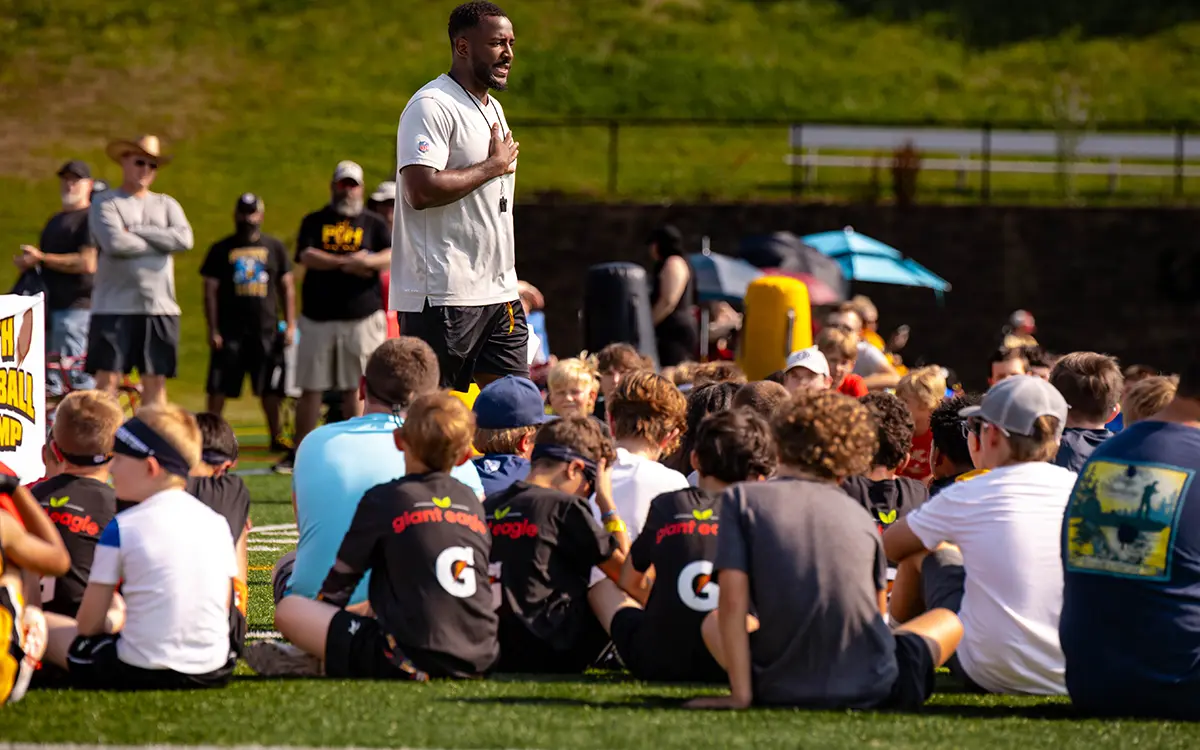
[{"x1": 1, "y1": 439, "x2": 1199, "y2": 746}]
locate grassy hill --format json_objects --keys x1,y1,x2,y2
[{"x1": 1, "y1": 0, "x2": 1199, "y2": 413}]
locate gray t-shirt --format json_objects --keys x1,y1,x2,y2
[
  {"x1": 715, "y1": 477, "x2": 897, "y2": 708},
  {"x1": 89, "y1": 189, "x2": 193, "y2": 315},
  {"x1": 852, "y1": 341, "x2": 891, "y2": 377}
]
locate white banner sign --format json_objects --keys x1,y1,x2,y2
[{"x1": 0, "y1": 294, "x2": 45, "y2": 482}]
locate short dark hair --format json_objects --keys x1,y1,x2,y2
[
  {"x1": 647, "y1": 224, "x2": 683, "y2": 257},
  {"x1": 930, "y1": 393, "x2": 982, "y2": 470},
  {"x1": 765, "y1": 370, "x2": 787, "y2": 385},
  {"x1": 1022, "y1": 346, "x2": 1055, "y2": 370},
  {"x1": 691, "y1": 361, "x2": 747, "y2": 387},
  {"x1": 693, "y1": 409, "x2": 776, "y2": 483},
  {"x1": 1050, "y1": 352, "x2": 1124, "y2": 423},
  {"x1": 732, "y1": 380, "x2": 792, "y2": 420},
  {"x1": 596, "y1": 343, "x2": 650, "y2": 375},
  {"x1": 859, "y1": 392, "x2": 914, "y2": 470},
  {"x1": 448, "y1": 1, "x2": 507, "y2": 39},
  {"x1": 365, "y1": 337, "x2": 440, "y2": 410},
  {"x1": 773, "y1": 391, "x2": 877, "y2": 481},
  {"x1": 195, "y1": 412, "x2": 238, "y2": 463},
  {"x1": 990, "y1": 347, "x2": 1029, "y2": 369},
  {"x1": 532, "y1": 416, "x2": 616, "y2": 468},
  {"x1": 677, "y1": 382, "x2": 739, "y2": 464}
]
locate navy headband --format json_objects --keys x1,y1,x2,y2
[
  {"x1": 201, "y1": 449, "x2": 236, "y2": 466},
  {"x1": 531, "y1": 444, "x2": 598, "y2": 484},
  {"x1": 113, "y1": 418, "x2": 192, "y2": 478}
]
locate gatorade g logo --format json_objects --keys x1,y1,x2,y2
[
  {"x1": 677, "y1": 560, "x2": 718, "y2": 612},
  {"x1": 435, "y1": 546, "x2": 477, "y2": 598}
]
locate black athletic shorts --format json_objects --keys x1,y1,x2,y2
[
  {"x1": 495, "y1": 610, "x2": 610, "y2": 675},
  {"x1": 877, "y1": 631, "x2": 938, "y2": 711},
  {"x1": 324, "y1": 610, "x2": 486, "y2": 680},
  {"x1": 206, "y1": 332, "x2": 285, "y2": 398},
  {"x1": 86, "y1": 314, "x2": 179, "y2": 377},
  {"x1": 399, "y1": 301, "x2": 529, "y2": 392},
  {"x1": 610, "y1": 607, "x2": 725, "y2": 683},
  {"x1": 66, "y1": 634, "x2": 234, "y2": 691},
  {"x1": 920, "y1": 546, "x2": 986, "y2": 691}
]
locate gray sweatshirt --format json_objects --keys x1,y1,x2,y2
[{"x1": 89, "y1": 189, "x2": 193, "y2": 315}]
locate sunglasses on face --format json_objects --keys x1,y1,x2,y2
[
  {"x1": 134, "y1": 159, "x2": 158, "y2": 170},
  {"x1": 967, "y1": 416, "x2": 1010, "y2": 438}
]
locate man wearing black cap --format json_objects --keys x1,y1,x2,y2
[
  {"x1": 15, "y1": 160, "x2": 97, "y2": 396},
  {"x1": 199, "y1": 193, "x2": 295, "y2": 448}
]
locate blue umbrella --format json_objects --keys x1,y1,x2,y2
[
  {"x1": 801, "y1": 226, "x2": 951, "y2": 292},
  {"x1": 687, "y1": 252, "x2": 764, "y2": 303}
]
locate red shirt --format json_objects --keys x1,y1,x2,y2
[
  {"x1": 838, "y1": 374, "x2": 869, "y2": 398},
  {"x1": 0, "y1": 461, "x2": 23, "y2": 528},
  {"x1": 898, "y1": 429, "x2": 934, "y2": 482}
]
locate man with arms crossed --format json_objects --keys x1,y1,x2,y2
[{"x1": 394, "y1": 1, "x2": 525, "y2": 391}]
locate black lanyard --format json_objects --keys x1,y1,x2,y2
[{"x1": 447, "y1": 73, "x2": 508, "y2": 213}]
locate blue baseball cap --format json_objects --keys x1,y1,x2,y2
[{"x1": 473, "y1": 376, "x2": 552, "y2": 430}]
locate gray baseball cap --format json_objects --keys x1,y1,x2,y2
[{"x1": 960, "y1": 375, "x2": 1069, "y2": 439}]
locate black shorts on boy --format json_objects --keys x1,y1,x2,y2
[
  {"x1": 67, "y1": 634, "x2": 234, "y2": 691},
  {"x1": 318, "y1": 472, "x2": 499, "y2": 679},
  {"x1": 484, "y1": 481, "x2": 617, "y2": 673},
  {"x1": 610, "y1": 487, "x2": 725, "y2": 683}
]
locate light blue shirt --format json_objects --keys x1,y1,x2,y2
[{"x1": 288, "y1": 412, "x2": 485, "y2": 603}]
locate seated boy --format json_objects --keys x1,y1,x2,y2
[
  {"x1": 485, "y1": 416, "x2": 629, "y2": 673},
  {"x1": 0, "y1": 472, "x2": 71, "y2": 704},
  {"x1": 842, "y1": 392, "x2": 928, "y2": 533},
  {"x1": 264, "y1": 393, "x2": 498, "y2": 680},
  {"x1": 547, "y1": 358, "x2": 601, "y2": 419},
  {"x1": 42, "y1": 406, "x2": 240, "y2": 690},
  {"x1": 781, "y1": 347, "x2": 831, "y2": 396},
  {"x1": 472, "y1": 376, "x2": 551, "y2": 498},
  {"x1": 594, "y1": 343, "x2": 652, "y2": 421},
  {"x1": 895, "y1": 367, "x2": 946, "y2": 483},
  {"x1": 687, "y1": 392, "x2": 962, "y2": 710},
  {"x1": 603, "y1": 372, "x2": 689, "y2": 538},
  {"x1": 604, "y1": 408, "x2": 775, "y2": 683},
  {"x1": 31, "y1": 391, "x2": 122, "y2": 620},
  {"x1": 883, "y1": 376, "x2": 1076, "y2": 695},
  {"x1": 927, "y1": 394, "x2": 984, "y2": 496},
  {"x1": 1049, "y1": 352, "x2": 1122, "y2": 473},
  {"x1": 817, "y1": 327, "x2": 867, "y2": 398}
]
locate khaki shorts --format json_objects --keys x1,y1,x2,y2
[{"x1": 296, "y1": 311, "x2": 387, "y2": 392}]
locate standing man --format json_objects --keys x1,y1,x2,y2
[
  {"x1": 284, "y1": 161, "x2": 391, "y2": 474},
  {"x1": 87, "y1": 135, "x2": 192, "y2": 407},
  {"x1": 393, "y1": 1, "x2": 525, "y2": 392},
  {"x1": 200, "y1": 193, "x2": 296, "y2": 448},
  {"x1": 15, "y1": 160, "x2": 97, "y2": 396}
]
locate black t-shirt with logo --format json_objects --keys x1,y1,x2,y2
[
  {"x1": 187, "y1": 475, "x2": 251, "y2": 541},
  {"x1": 839, "y1": 476, "x2": 928, "y2": 534},
  {"x1": 628, "y1": 487, "x2": 720, "y2": 666},
  {"x1": 483, "y1": 482, "x2": 616, "y2": 651},
  {"x1": 322, "y1": 472, "x2": 498, "y2": 676},
  {"x1": 32, "y1": 474, "x2": 117, "y2": 617},
  {"x1": 295, "y1": 207, "x2": 390, "y2": 322},
  {"x1": 39, "y1": 208, "x2": 94, "y2": 311},
  {"x1": 200, "y1": 233, "x2": 291, "y2": 338}
]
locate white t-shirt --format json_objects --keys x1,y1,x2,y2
[
  {"x1": 905, "y1": 462, "x2": 1077, "y2": 695},
  {"x1": 392, "y1": 74, "x2": 518, "y2": 312},
  {"x1": 90, "y1": 488, "x2": 236, "y2": 674},
  {"x1": 589, "y1": 448, "x2": 690, "y2": 586}
]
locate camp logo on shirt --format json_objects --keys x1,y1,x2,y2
[
  {"x1": 391, "y1": 497, "x2": 488, "y2": 536},
  {"x1": 1065, "y1": 459, "x2": 1195, "y2": 581},
  {"x1": 677, "y1": 560, "x2": 719, "y2": 612},
  {"x1": 229, "y1": 247, "x2": 270, "y2": 297},
  {"x1": 656, "y1": 510, "x2": 720, "y2": 544},
  {"x1": 321, "y1": 221, "x2": 365, "y2": 253}
]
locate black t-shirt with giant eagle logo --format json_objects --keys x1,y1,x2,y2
[
  {"x1": 32, "y1": 474, "x2": 117, "y2": 617},
  {"x1": 321, "y1": 471, "x2": 498, "y2": 677}
]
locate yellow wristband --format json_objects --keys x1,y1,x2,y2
[{"x1": 605, "y1": 519, "x2": 627, "y2": 534}]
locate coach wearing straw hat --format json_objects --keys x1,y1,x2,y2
[{"x1": 88, "y1": 134, "x2": 193, "y2": 407}]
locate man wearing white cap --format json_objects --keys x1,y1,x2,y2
[
  {"x1": 883, "y1": 375, "x2": 1076, "y2": 696},
  {"x1": 782, "y1": 347, "x2": 833, "y2": 396},
  {"x1": 367, "y1": 181, "x2": 397, "y2": 233},
  {"x1": 283, "y1": 160, "x2": 391, "y2": 473}
]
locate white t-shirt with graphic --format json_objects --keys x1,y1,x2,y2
[{"x1": 905, "y1": 461, "x2": 1078, "y2": 695}]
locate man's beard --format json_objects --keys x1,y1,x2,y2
[
  {"x1": 61, "y1": 184, "x2": 89, "y2": 208},
  {"x1": 333, "y1": 194, "x2": 364, "y2": 217},
  {"x1": 473, "y1": 59, "x2": 508, "y2": 92}
]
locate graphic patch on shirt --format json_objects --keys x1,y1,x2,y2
[
  {"x1": 230, "y1": 247, "x2": 270, "y2": 297},
  {"x1": 1065, "y1": 459, "x2": 1194, "y2": 581},
  {"x1": 416, "y1": 135, "x2": 432, "y2": 155}
]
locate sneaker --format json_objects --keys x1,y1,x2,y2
[
  {"x1": 245, "y1": 640, "x2": 321, "y2": 677},
  {"x1": 272, "y1": 453, "x2": 294, "y2": 475}
]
